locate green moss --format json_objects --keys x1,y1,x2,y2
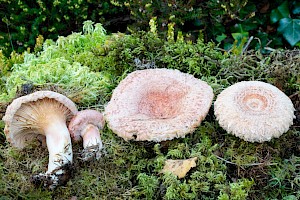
[
  {"x1": 218, "y1": 179, "x2": 254, "y2": 200},
  {"x1": 0, "y1": 22, "x2": 111, "y2": 106},
  {"x1": 266, "y1": 155, "x2": 300, "y2": 198},
  {"x1": 1, "y1": 56, "x2": 110, "y2": 105},
  {"x1": 0, "y1": 21, "x2": 299, "y2": 199}
]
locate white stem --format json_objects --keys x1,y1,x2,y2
[
  {"x1": 81, "y1": 124, "x2": 102, "y2": 149},
  {"x1": 44, "y1": 120, "x2": 72, "y2": 173}
]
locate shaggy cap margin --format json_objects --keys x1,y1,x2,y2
[
  {"x1": 104, "y1": 68, "x2": 214, "y2": 142},
  {"x1": 214, "y1": 81, "x2": 295, "y2": 142},
  {"x1": 2, "y1": 90, "x2": 78, "y2": 148}
]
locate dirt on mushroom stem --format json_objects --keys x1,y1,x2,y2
[{"x1": 30, "y1": 161, "x2": 74, "y2": 190}]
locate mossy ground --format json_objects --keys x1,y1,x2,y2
[{"x1": 0, "y1": 22, "x2": 299, "y2": 199}]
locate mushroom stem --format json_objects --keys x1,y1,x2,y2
[
  {"x1": 31, "y1": 117, "x2": 73, "y2": 190},
  {"x1": 80, "y1": 124, "x2": 103, "y2": 161},
  {"x1": 44, "y1": 120, "x2": 72, "y2": 173},
  {"x1": 81, "y1": 124, "x2": 102, "y2": 149}
]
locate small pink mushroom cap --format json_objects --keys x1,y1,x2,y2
[
  {"x1": 214, "y1": 81, "x2": 296, "y2": 142},
  {"x1": 68, "y1": 109, "x2": 105, "y2": 141},
  {"x1": 104, "y1": 68, "x2": 214, "y2": 142}
]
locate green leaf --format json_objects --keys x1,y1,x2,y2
[
  {"x1": 232, "y1": 32, "x2": 249, "y2": 41},
  {"x1": 270, "y1": 1, "x2": 290, "y2": 23},
  {"x1": 216, "y1": 34, "x2": 227, "y2": 43},
  {"x1": 282, "y1": 195, "x2": 297, "y2": 200},
  {"x1": 278, "y1": 18, "x2": 300, "y2": 46},
  {"x1": 292, "y1": 2, "x2": 300, "y2": 14}
]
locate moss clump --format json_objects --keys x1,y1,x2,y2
[
  {"x1": 97, "y1": 30, "x2": 227, "y2": 77},
  {"x1": 218, "y1": 49, "x2": 300, "y2": 95},
  {"x1": 1, "y1": 56, "x2": 109, "y2": 106},
  {"x1": 0, "y1": 21, "x2": 111, "y2": 106}
]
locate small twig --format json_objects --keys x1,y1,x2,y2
[
  {"x1": 214, "y1": 154, "x2": 277, "y2": 167},
  {"x1": 242, "y1": 36, "x2": 254, "y2": 53},
  {"x1": 264, "y1": 47, "x2": 276, "y2": 52},
  {"x1": 289, "y1": 92, "x2": 299, "y2": 99}
]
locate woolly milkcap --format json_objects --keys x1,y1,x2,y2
[
  {"x1": 214, "y1": 81, "x2": 295, "y2": 142},
  {"x1": 3, "y1": 90, "x2": 78, "y2": 148},
  {"x1": 68, "y1": 109, "x2": 105, "y2": 142},
  {"x1": 3, "y1": 91, "x2": 78, "y2": 189},
  {"x1": 104, "y1": 68, "x2": 214, "y2": 142},
  {"x1": 68, "y1": 109, "x2": 105, "y2": 161}
]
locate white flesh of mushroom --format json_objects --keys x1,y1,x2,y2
[{"x1": 81, "y1": 124, "x2": 103, "y2": 150}]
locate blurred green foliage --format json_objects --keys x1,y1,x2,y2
[
  {"x1": 114, "y1": 0, "x2": 300, "y2": 49},
  {"x1": 1, "y1": 0, "x2": 300, "y2": 57},
  {"x1": 0, "y1": 0, "x2": 128, "y2": 56}
]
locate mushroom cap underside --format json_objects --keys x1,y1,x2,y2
[
  {"x1": 2, "y1": 91, "x2": 78, "y2": 148},
  {"x1": 68, "y1": 109, "x2": 105, "y2": 141},
  {"x1": 104, "y1": 68, "x2": 214, "y2": 142},
  {"x1": 214, "y1": 81, "x2": 295, "y2": 142}
]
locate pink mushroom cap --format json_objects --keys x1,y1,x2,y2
[
  {"x1": 104, "y1": 68, "x2": 214, "y2": 142},
  {"x1": 68, "y1": 109, "x2": 105, "y2": 141},
  {"x1": 214, "y1": 81, "x2": 295, "y2": 142}
]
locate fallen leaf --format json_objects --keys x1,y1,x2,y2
[{"x1": 160, "y1": 157, "x2": 197, "y2": 178}]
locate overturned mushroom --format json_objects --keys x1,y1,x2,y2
[
  {"x1": 104, "y1": 68, "x2": 214, "y2": 142},
  {"x1": 2, "y1": 91, "x2": 78, "y2": 189},
  {"x1": 214, "y1": 81, "x2": 295, "y2": 142},
  {"x1": 68, "y1": 109, "x2": 105, "y2": 161}
]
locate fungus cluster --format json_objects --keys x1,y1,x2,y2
[
  {"x1": 104, "y1": 68, "x2": 214, "y2": 142},
  {"x1": 214, "y1": 81, "x2": 295, "y2": 142},
  {"x1": 2, "y1": 69, "x2": 296, "y2": 191}
]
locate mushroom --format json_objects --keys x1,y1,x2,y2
[
  {"x1": 2, "y1": 91, "x2": 78, "y2": 189},
  {"x1": 214, "y1": 81, "x2": 295, "y2": 142},
  {"x1": 104, "y1": 68, "x2": 214, "y2": 142},
  {"x1": 68, "y1": 109, "x2": 105, "y2": 161}
]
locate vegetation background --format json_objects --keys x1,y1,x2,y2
[
  {"x1": 1, "y1": 0, "x2": 300, "y2": 55},
  {"x1": 0, "y1": 0, "x2": 299, "y2": 199}
]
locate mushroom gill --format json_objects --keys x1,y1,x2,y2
[
  {"x1": 10, "y1": 98, "x2": 74, "y2": 147},
  {"x1": 3, "y1": 91, "x2": 78, "y2": 189}
]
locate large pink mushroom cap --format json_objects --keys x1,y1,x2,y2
[
  {"x1": 214, "y1": 81, "x2": 295, "y2": 142},
  {"x1": 104, "y1": 68, "x2": 214, "y2": 142}
]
